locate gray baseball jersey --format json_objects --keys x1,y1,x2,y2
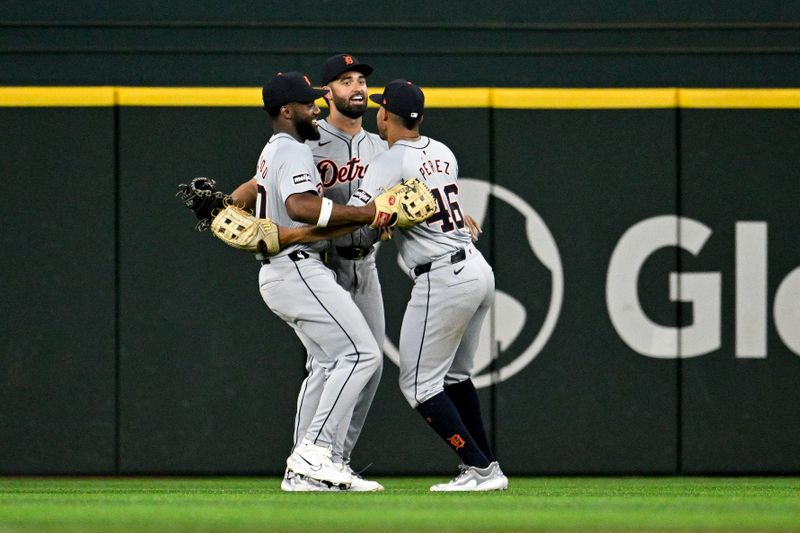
[
  {"x1": 253, "y1": 132, "x2": 382, "y2": 451},
  {"x1": 309, "y1": 119, "x2": 387, "y2": 251},
  {"x1": 350, "y1": 136, "x2": 472, "y2": 269},
  {"x1": 252, "y1": 132, "x2": 327, "y2": 257},
  {"x1": 349, "y1": 135, "x2": 495, "y2": 407},
  {"x1": 310, "y1": 120, "x2": 387, "y2": 205},
  {"x1": 289, "y1": 120, "x2": 388, "y2": 464}
]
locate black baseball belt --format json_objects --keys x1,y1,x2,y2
[
  {"x1": 413, "y1": 248, "x2": 467, "y2": 276},
  {"x1": 260, "y1": 250, "x2": 310, "y2": 265},
  {"x1": 335, "y1": 246, "x2": 374, "y2": 260}
]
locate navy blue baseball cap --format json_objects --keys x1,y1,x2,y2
[
  {"x1": 262, "y1": 71, "x2": 328, "y2": 109},
  {"x1": 368, "y1": 79, "x2": 424, "y2": 119},
  {"x1": 320, "y1": 53, "x2": 373, "y2": 85}
]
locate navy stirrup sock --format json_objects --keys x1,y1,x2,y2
[
  {"x1": 415, "y1": 392, "x2": 490, "y2": 468},
  {"x1": 444, "y1": 379, "x2": 496, "y2": 463}
]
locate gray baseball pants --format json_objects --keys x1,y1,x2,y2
[
  {"x1": 399, "y1": 243, "x2": 495, "y2": 407},
  {"x1": 288, "y1": 252, "x2": 384, "y2": 463},
  {"x1": 258, "y1": 252, "x2": 382, "y2": 450}
]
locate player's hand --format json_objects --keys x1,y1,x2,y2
[
  {"x1": 465, "y1": 215, "x2": 482, "y2": 242},
  {"x1": 379, "y1": 227, "x2": 393, "y2": 241}
]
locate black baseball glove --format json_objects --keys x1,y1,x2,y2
[{"x1": 176, "y1": 177, "x2": 233, "y2": 231}]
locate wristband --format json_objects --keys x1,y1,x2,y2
[{"x1": 316, "y1": 198, "x2": 333, "y2": 227}]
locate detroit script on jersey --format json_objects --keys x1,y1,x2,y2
[
  {"x1": 310, "y1": 119, "x2": 387, "y2": 203},
  {"x1": 317, "y1": 156, "x2": 369, "y2": 188},
  {"x1": 311, "y1": 119, "x2": 387, "y2": 250}
]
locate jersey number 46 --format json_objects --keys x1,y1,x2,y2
[{"x1": 427, "y1": 183, "x2": 465, "y2": 233}]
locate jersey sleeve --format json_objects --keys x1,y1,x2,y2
[
  {"x1": 276, "y1": 143, "x2": 321, "y2": 202},
  {"x1": 346, "y1": 150, "x2": 399, "y2": 206}
]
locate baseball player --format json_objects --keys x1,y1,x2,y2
[
  {"x1": 282, "y1": 55, "x2": 484, "y2": 492},
  {"x1": 230, "y1": 71, "x2": 387, "y2": 490},
  {"x1": 280, "y1": 54, "x2": 387, "y2": 492},
  {"x1": 347, "y1": 80, "x2": 508, "y2": 491}
]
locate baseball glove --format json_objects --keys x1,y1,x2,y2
[
  {"x1": 371, "y1": 178, "x2": 437, "y2": 229},
  {"x1": 176, "y1": 177, "x2": 233, "y2": 231},
  {"x1": 210, "y1": 204, "x2": 281, "y2": 255}
]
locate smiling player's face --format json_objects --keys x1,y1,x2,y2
[
  {"x1": 290, "y1": 101, "x2": 321, "y2": 141},
  {"x1": 328, "y1": 72, "x2": 368, "y2": 119}
]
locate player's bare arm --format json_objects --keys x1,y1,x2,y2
[
  {"x1": 285, "y1": 190, "x2": 376, "y2": 227},
  {"x1": 276, "y1": 223, "x2": 362, "y2": 248},
  {"x1": 231, "y1": 178, "x2": 258, "y2": 211},
  {"x1": 228, "y1": 180, "x2": 366, "y2": 237}
]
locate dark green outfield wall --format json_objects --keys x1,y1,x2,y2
[
  {"x1": 1, "y1": 3, "x2": 799, "y2": 475},
  {"x1": 1, "y1": 2, "x2": 799, "y2": 87},
  {"x1": 0, "y1": 108, "x2": 116, "y2": 473},
  {"x1": 678, "y1": 110, "x2": 800, "y2": 473},
  {"x1": 2, "y1": 104, "x2": 798, "y2": 475}
]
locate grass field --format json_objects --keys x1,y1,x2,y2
[{"x1": 0, "y1": 477, "x2": 798, "y2": 532}]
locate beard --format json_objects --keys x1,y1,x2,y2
[
  {"x1": 332, "y1": 93, "x2": 367, "y2": 119},
  {"x1": 294, "y1": 114, "x2": 320, "y2": 141}
]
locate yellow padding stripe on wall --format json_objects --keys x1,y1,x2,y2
[
  {"x1": 0, "y1": 86, "x2": 116, "y2": 106},
  {"x1": 680, "y1": 89, "x2": 800, "y2": 108},
  {"x1": 493, "y1": 88, "x2": 678, "y2": 108},
  {"x1": 417, "y1": 88, "x2": 493, "y2": 108},
  {"x1": 119, "y1": 87, "x2": 495, "y2": 108},
  {"x1": 118, "y1": 87, "x2": 261, "y2": 106},
  {"x1": 1, "y1": 87, "x2": 799, "y2": 108}
]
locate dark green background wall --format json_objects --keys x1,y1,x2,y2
[
  {"x1": 1, "y1": 108, "x2": 116, "y2": 473},
  {"x1": 1, "y1": 3, "x2": 799, "y2": 475},
  {"x1": 2, "y1": 1, "x2": 799, "y2": 87}
]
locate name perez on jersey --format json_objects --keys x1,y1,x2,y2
[
  {"x1": 419, "y1": 158, "x2": 451, "y2": 178},
  {"x1": 317, "y1": 157, "x2": 369, "y2": 189}
]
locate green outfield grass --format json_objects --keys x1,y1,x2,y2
[{"x1": 0, "y1": 477, "x2": 798, "y2": 532}]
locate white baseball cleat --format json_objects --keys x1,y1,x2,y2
[
  {"x1": 336, "y1": 463, "x2": 384, "y2": 492},
  {"x1": 490, "y1": 462, "x2": 509, "y2": 490},
  {"x1": 281, "y1": 469, "x2": 343, "y2": 492},
  {"x1": 286, "y1": 438, "x2": 352, "y2": 487},
  {"x1": 430, "y1": 461, "x2": 509, "y2": 492}
]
